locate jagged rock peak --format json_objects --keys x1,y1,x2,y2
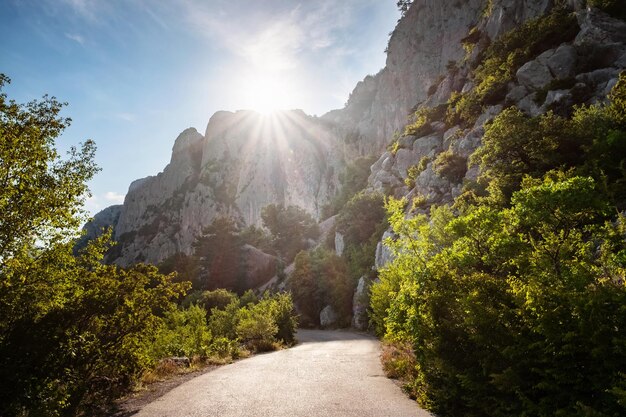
[{"x1": 104, "y1": 109, "x2": 342, "y2": 266}]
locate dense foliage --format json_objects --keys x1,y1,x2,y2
[
  {"x1": 289, "y1": 249, "x2": 353, "y2": 327},
  {"x1": 336, "y1": 191, "x2": 388, "y2": 280},
  {"x1": 372, "y1": 74, "x2": 626, "y2": 416},
  {"x1": 322, "y1": 156, "x2": 378, "y2": 218},
  {"x1": 261, "y1": 204, "x2": 319, "y2": 262},
  {"x1": 192, "y1": 216, "x2": 246, "y2": 291},
  {"x1": 0, "y1": 76, "x2": 188, "y2": 416},
  {"x1": 155, "y1": 290, "x2": 297, "y2": 359}
]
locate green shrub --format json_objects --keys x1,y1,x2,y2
[
  {"x1": 404, "y1": 105, "x2": 446, "y2": 137},
  {"x1": 373, "y1": 77, "x2": 626, "y2": 417},
  {"x1": 264, "y1": 292, "x2": 298, "y2": 345},
  {"x1": 404, "y1": 163, "x2": 421, "y2": 188},
  {"x1": 432, "y1": 150, "x2": 467, "y2": 182},
  {"x1": 236, "y1": 306, "x2": 278, "y2": 352},
  {"x1": 209, "y1": 337, "x2": 239, "y2": 359},
  {"x1": 207, "y1": 301, "x2": 241, "y2": 340},
  {"x1": 153, "y1": 304, "x2": 212, "y2": 358}
]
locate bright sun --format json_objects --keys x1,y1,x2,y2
[{"x1": 240, "y1": 73, "x2": 296, "y2": 114}]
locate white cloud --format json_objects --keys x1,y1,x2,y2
[
  {"x1": 60, "y1": 0, "x2": 101, "y2": 21},
  {"x1": 84, "y1": 194, "x2": 101, "y2": 215},
  {"x1": 181, "y1": 0, "x2": 365, "y2": 71},
  {"x1": 104, "y1": 191, "x2": 125, "y2": 204},
  {"x1": 64, "y1": 32, "x2": 85, "y2": 45},
  {"x1": 114, "y1": 112, "x2": 136, "y2": 122}
]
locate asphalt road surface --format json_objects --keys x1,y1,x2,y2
[{"x1": 134, "y1": 329, "x2": 432, "y2": 417}]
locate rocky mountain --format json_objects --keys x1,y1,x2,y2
[
  {"x1": 367, "y1": 1, "x2": 625, "y2": 214},
  {"x1": 103, "y1": 110, "x2": 343, "y2": 266},
  {"x1": 86, "y1": 0, "x2": 626, "y2": 292}
]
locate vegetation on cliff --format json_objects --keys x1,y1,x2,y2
[{"x1": 373, "y1": 73, "x2": 626, "y2": 416}]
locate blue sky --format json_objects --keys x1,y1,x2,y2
[{"x1": 0, "y1": 0, "x2": 399, "y2": 215}]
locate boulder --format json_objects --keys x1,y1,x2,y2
[
  {"x1": 320, "y1": 305, "x2": 338, "y2": 328},
  {"x1": 398, "y1": 135, "x2": 416, "y2": 149},
  {"x1": 413, "y1": 134, "x2": 443, "y2": 157},
  {"x1": 370, "y1": 170, "x2": 403, "y2": 194},
  {"x1": 517, "y1": 93, "x2": 542, "y2": 116},
  {"x1": 545, "y1": 44, "x2": 578, "y2": 79},
  {"x1": 474, "y1": 105, "x2": 503, "y2": 129},
  {"x1": 160, "y1": 356, "x2": 190, "y2": 368},
  {"x1": 351, "y1": 276, "x2": 370, "y2": 331},
  {"x1": 241, "y1": 244, "x2": 278, "y2": 288},
  {"x1": 576, "y1": 68, "x2": 620, "y2": 86},
  {"x1": 317, "y1": 215, "x2": 337, "y2": 249},
  {"x1": 334, "y1": 232, "x2": 345, "y2": 257},
  {"x1": 381, "y1": 155, "x2": 395, "y2": 171},
  {"x1": 506, "y1": 85, "x2": 529, "y2": 104},
  {"x1": 375, "y1": 231, "x2": 396, "y2": 270},
  {"x1": 393, "y1": 149, "x2": 418, "y2": 178},
  {"x1": 516, "y1": 60, "x2": 553, "y2": 90},
  {"x1": 543, "y1": 89, "x2": 571, "y2": 109},
  {"x1": 575, "y1": 7, "x2": 626, "y2": 46}
]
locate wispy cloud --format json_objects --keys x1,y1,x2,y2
[
  {"x1": 84, "y1": 194, "x2": 101, "y2": 214},
  {"x1": 181, "y1": 0, "x2": 366, "y2": 71},
  {"x1": 114, "y1": 112, "x2": 136, "y2": 122},
  {"x1": 60, "y1": 0, "x2": 101, "y2": 22},
  {"x1": 104, "y1": 191, "x2": 125, "y2": 204},
  {"x1": 65, "y1": 32, "x2": 85, "y2": 45}
]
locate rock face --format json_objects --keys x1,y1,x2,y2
[
  {"x1": 351, "y1": 276, "x2": 370, "y2": 331},
  {"x1": 76, "y1": 205, "x2": 122, "y2": 252},
  {"x1": 334, "y1": 232, "x2": 345, "y2": 257},
  {"x1": 319, "y1": 305, "x2": 339, "y2": 328},
  {"x1": 321, "y1": 0, "x2": 556, "y2": 156},
  {"x1": 364, "y1": 3, "x2": 626, "y2": 210},
  {"x1": 108, "y1": 110, "x2": 342, "y2": 266}
]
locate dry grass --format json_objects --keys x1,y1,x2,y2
[
  {"x1": 380, "y1": 340, "x2": 418, "y2": 380},
  {"x1": 380, "y1": 340, "x2": 421, "y2": 399}
]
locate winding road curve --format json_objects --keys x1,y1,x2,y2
[{"x1": 135, "y1": 329, "x2": 431, "y2": 417}]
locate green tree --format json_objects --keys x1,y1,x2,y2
[
  {"x1": 261, "y1": 204, "x2": 319, "y2": 262},
  {"x1": 376, "y1": 179, "x2": 626, "y2": 416},
  {"x1": 289, "y1": 248, "x2": 353, "y2": 327},
  {"x1": 289, "y1": 251, "x2": 319, "y2": 326},
  {"x1": 0, "y1": 75, "x2": 187, "y2": 416},
  {"x1": 0, "y1": 74, "x2": 99, "y2": 257},
  {"x1": 193, "y1": 216, "x2": 245, "y2": 291}
]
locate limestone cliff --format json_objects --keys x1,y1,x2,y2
[
  {"x1": 107, "y1": 110, "x2": 342, "y2": 266},
  {"x1": 322, "y1": 0, "x2": 561, "y2": 157}
]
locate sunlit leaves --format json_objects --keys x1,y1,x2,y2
[{"x1": 0, "y1": 75, "x2": 99, "y2": 258}]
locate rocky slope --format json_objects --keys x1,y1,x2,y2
[
  {"x1": 367, "y1": 3, "x2": 625, "y2": 210},
  {"x1": 367, "y1": 2, "x2": 626, "y2": 273}
]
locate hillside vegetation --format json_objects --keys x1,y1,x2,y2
[{"x1": 372, "y1": 72, "x2": 626, "y2": 417}]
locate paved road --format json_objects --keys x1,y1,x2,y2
[{"x1": 135, "y1": 329, "x2": 431, "y2": 417}]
